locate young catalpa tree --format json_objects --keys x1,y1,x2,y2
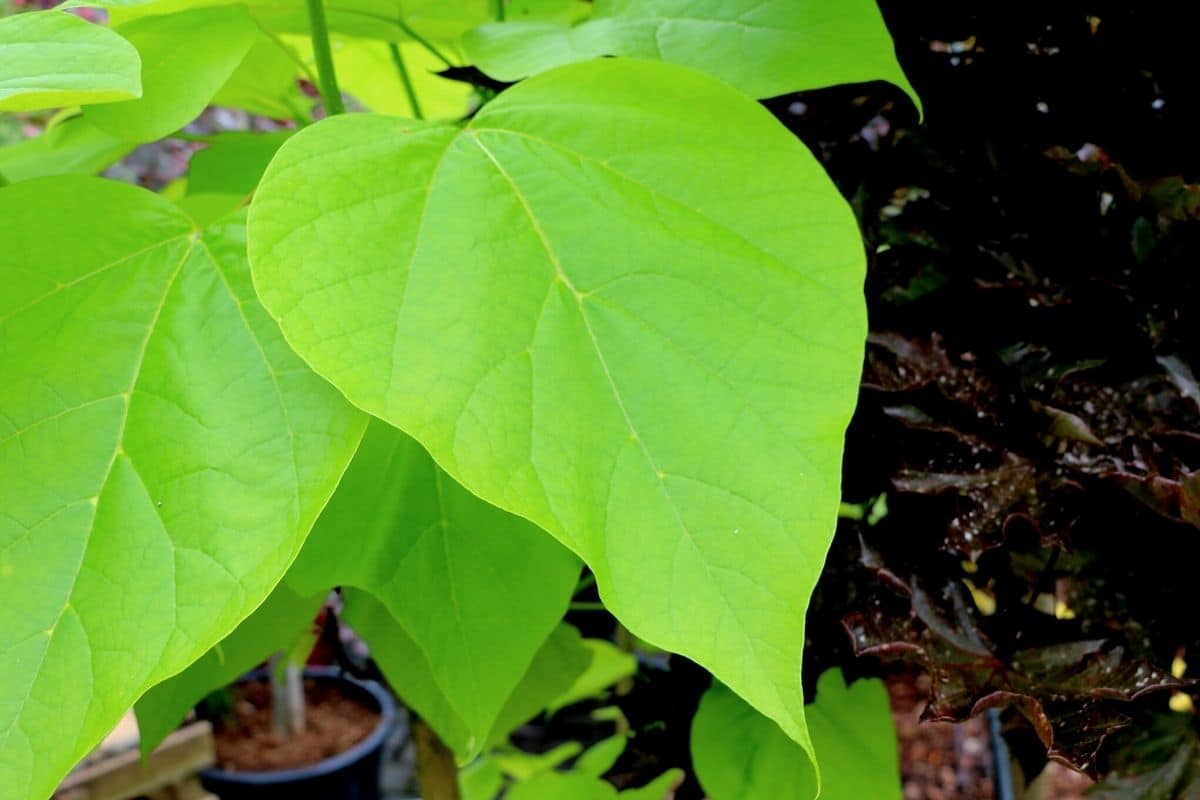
[{"x1": 0, "y1": 1, "x2": 917, "y2": 797}]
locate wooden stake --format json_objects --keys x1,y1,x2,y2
[{"x1": 413, "y1": 718, "x2": 461, "y2": 800}]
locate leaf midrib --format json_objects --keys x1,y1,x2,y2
[
  {"x1": 198, "y1": 235, "x2": 303, "y2": 534},
  {"x1": 466, "y1": 126, "x2": 839, "y2": 492},
  {"x1": 431, "y1": 467, "x2": 482, "y2": 741},
  {"x1": 467, "y1": 132, "x2": 792, "y2": 725},
  {"x1": 477, "y1": 124, "x2": 856, "y2": 477}
]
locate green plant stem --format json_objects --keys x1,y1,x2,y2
[
  {"x1": 328, "y1": 9, "x2": 455, "y2": 70},
  {"x1": 569, "y1": 601, "x2": 606, "y2": 611},
  {"x1": 387, "y1": 42, "x2": 424, "y2": 119},
  {"x1": 305, "y1": 0, "x2": 344, "y2": 116},
  {"x1": 837, "y1": 500, "x2": 864, "y2": 520},
  {"x1": 496, "y1": 0, "x2": 506, "y2": 20}
]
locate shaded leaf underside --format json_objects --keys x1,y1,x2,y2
[
  {"x1": 288, "y1": 419, "x2": 582, "y2": 757},
  {"x1": 462, "y1": 0, "x2": 919, "y2": 106}
]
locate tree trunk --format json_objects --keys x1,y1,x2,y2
[{"x1": 268, "y1": 654, "x2": 306, "y2": 737}]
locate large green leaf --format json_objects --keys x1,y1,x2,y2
[
  {"x1": 691, "y1": 670, "x2": 901, "y2": 799},
  {"x1": 211, "y1": 32, "x2": 308, "y2": 120},
  {"x1": 170, "y1": 130, "x2": 295, "y2": 227},
  {"x1": 483, "y1": 623, "x2": 593, "y2": 750},
  {"x1": 248, "y1": 57, "x2": 866, "y2": 774},
  {"x1": 341, "y1": 594, "x2": 589, "y2": 756},
  {"x1": 0, "y1": 177, "x2": 365, "y2": 800},
  {"x1": 186, "y1": 130, "x2": 294, "y2": 197},
  {"x1": 81, "y1": 0, "x2": 493, "y2": 43},
  {"x1": 127, "y1": 416, "x2": 583, "y2": 762},
  {"x1": 134, "y1": 563, "x2": 587, "y2": 759},
  {"x1": 84, "y1": 6, "x2": 257, "y2": 142},
  {"x1": 343, "y1": 591, "x2": 472, "y2": 751},
  {"x1": 463, "y1": 0, "x2": 917, "y2": 105},
  {"x1": 134, "y1": 581, "x2": 326, "y2": 753},
  {"x1": 287, "y1": 419, "x2": 581, "y2": 757},
  {"x1": 505, "y1": 0, "x2": 591, "y2": 24},
  {"x1": 0, "y1": 10, "x2": 141, "y2": 112},
  {"x1": 0, "y1": 115, "x2": 133, "y2": 184}
]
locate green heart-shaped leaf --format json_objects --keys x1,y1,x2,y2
[
  {"x1": 351, "y1": 596, "x2": 594, "y2": 755},
  {"x1": 75, "y1": 0, "x2": 494, "y2": 43},
  {"x1": 0, "y1": 10, "x2": 141, "y2": 112},
  {"x1": 463, "y1": 0, "x2": 918, "y2": 106},
  {"x1": 248, "y1": 58, "x2": 867, "y2": 774},
  {"x1": 0, "y1": 177, "x2": 364, "y2": 799},
  {"x1": 288, "y1": 419, "x2": 582, "y2": 757},
  {"x1": 211, "y1": 32, "x2": 308, "y2": 120},
  {"x1": 131, "y1": 417, "x2": 582, "y2": 760},
  {"x1": 84, "y1": 6, "x2": 257, "y2": 142}
]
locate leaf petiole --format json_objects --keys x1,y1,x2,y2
[
  {"x1": 387, "y1": 42, "x2": 424, "y2": 120},
  {"x1": 305, "y1": 0, "x2": 344, "y2": 116}
]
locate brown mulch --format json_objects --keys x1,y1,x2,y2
[
  {"x1": 890, "y1": 673, "x2": 1094, "y2": 799},
  {"x1": 212, "y1": 678, "x2": 380, "y2": 773}
]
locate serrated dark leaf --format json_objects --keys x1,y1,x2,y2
[{"x1": 843, "y1": 550, "x2": 1184, "y2": 774}]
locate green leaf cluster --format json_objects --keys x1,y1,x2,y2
[
  {"x1": 692, "y1": 670, "x2": 902, "y2": 799},
  {"x1": 0, "y1": 2, "x2": 917, "y2": 798},
  {"x1": 461, "y1": 734, "x2": 685, "y2": 800}
]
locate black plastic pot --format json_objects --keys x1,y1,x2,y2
[{"x1": 199, "y1": 666, "x2": 396, "y2": 800}]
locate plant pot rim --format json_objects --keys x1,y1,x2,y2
[{"x1": 199, "y1": 665, "x2": 395, "y2": 785}]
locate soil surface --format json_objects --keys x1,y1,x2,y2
[{"x1": 212, "y1": 678, "x2": 380, "y2": 773}]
